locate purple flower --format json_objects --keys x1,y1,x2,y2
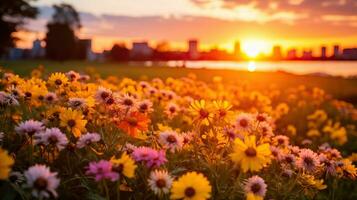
[
  {"x1": 132, "y1": 147, "x2": 167, "y2": 168},
  {"x1": 76, "y1": 132, "x2": 101, "y2": 148},
  {"x1": 34, "y1": 128, "x2": 68, "y2": 151},
  {"x1": 85, "y1": 160, "x2": 118, "y2": 182},
  {"x1": 15, "y1": 120, "x2": 44, "y2": 137}
]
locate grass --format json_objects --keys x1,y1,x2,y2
[{"x1": 1, "y1": 60, "x2": 357, "y2": 104}]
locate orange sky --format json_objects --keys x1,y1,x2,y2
[{"x1": 16, "y1": 0, "x2": 357, "y2": 56}]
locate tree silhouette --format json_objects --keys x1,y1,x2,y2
[
  {"x1": 45, "y1": 4, "x2": 81, "y2": 61},
  {"x1": 110, "y1": 44, "x2": 130, "y2": 61},
  {"x1": 0, "y1": 0, "x2": 37, "y2": 56}
]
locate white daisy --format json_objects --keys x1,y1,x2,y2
[
  {"x1": 148, "y1": 170, "x2": 173, "y2": 196},
  {"x1": 24, "y1": 164, "x2": 60, "y2": 199},
  {"x1": 158, "y1": 130, "x2": 183, "y2": 152}
]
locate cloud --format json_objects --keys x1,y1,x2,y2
[
  {"x1": 19, "y1": 5, "x2": 357, "y2": 52},
  {"x1": 28, "y1": 6, "x2": 357, "y2": 37},
  {"x1": 189, "y1": 0, "x2": 357, "y2": 24}
]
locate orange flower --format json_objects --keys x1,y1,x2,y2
[{"x1": 118, "y1": 112, "x2": 150, "y2": 137}]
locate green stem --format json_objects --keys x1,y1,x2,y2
[{"x1": 103, "y1": 180, "x2": 110, "y2": 200}]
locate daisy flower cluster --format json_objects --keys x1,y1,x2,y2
[{"x1": 0, "y1": 68, "x2": 356, "y2": 199}]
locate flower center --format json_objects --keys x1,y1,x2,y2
[
  {"x1": 199, "y1": 109, "x2": 209, "y2": 118},
  {"x1": 49, "y1": 135, "x2": 58, "y2": 144},
  {"x1": 27, "y1": 130, "x2": 36, "y2": 137},
  {"x1": 256, "y1": 115, "x2": 265, "y2": 122},
  {"x1": 169, "y1": 107, "x2": 176, "y2": 113},
  {"x1": 34, "y1": 177, "x2": 48, "y2": 190},
  {"x1": 166, "y1": 135, "x2": 177, "y2": 143},
  {"x1": 278, "y1": 138, "x2": 284, "y2": 144},
  {"x1": 73, "y1": 101, "x2": 82, "y2": 107},
  {"x1": 55, "y1": 79, "x2": 62, "y2": 85},
  {"x1": 303, "y1": 157, "x2": 314, "y2": 166},
  {"x1": 101, "y1": 92, "x2": 109, "y2": 99},
  {"x1": 25, "y1": 92, "x2": 32, "y2": 98},
  {"x1": 67, "y1": 119, "x2": 76, "y2": 127},
  {"x1": 239, "y1": 119, "x2": 248, "y2": 127},
  {"x1": 219, "y1": 110, "x2": 226, "y2": 117},
  {"x1": 106, "y1": 98, "x2": 114, "y2": 105},
  {"x1": 285, "y1": 156, "x2": 293, "y2": 163},
  {"x1": 140, "y1": 104, "x2": 148, "y2": 110},
  {"x1": 251, "y1": 183, "x2": 261, "y2": 194},
  {"x1": 155, "y1": 179, "x2": 166, "y2": 188},
  {"x1": 123, "y1": 99, "x2": 133, "y2": 106},
  {"x1": 245, "y1": 147, "x2": 257, "y2": 157},
  {"x1": 46, "y1": 96, "x2": 54, "y2": 101},
  {"x1": 184, "y1": 187, "x2": 196, "y2": 197}
]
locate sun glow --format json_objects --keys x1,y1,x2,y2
[
  {"x1": 247, "y1": 61, "x2": 256, "y2": 72},
  {"x1": 242, "y1": 40, "x2": 269, "y2": 58}
]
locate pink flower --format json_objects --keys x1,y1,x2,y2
[
  {"x1": 244, "y1": 175, "x2": 267, "y2": 198},
  {"x1": 132, "y1": 147, "x2": 167, "y2": 168},
  {"x1": 85, "y1": 160, "x2": 119, "y2": 182},
  {"x1": 15, "y1": 120, "x2": 44, "y2": 137},
  {"x1": 158, "y1": 130, "x2": 183, "y2": 152},
  {"x1": 66, "y1": 70, "x2": 80, "y2": 82},
  {"x1": 234, "y1": 113, "x2": 254, "y2": 132},
  {"x1": 297, "y1": 149, "x2": 320, "y2": 172}
]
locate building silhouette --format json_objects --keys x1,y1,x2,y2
[
  {"x1": 333, "y1": 45, "x2": 340, "y2": 58},
  {"x1": 321, "y1": 46, "x2": 327, "y2": 58},
  {"x1": 272, "y1": 45, "x2": 282, "y2": 60},
  {"x1": 287, "y1": 49, "x2": 297, "y2": 59},
  {"x1": 30, "y1": 39, "x2": 45, "y2": 58},
  {"x1": 188, "y1": 39, "x2": 199, "y2": 59},
  {"x1": 302, "y1": 50, "x2": 313, "y2": 59},
  {"x1": 342, "y1": 48, "x2": 357, "y2": 60},
  {"x1": 131, "y1": 41, "x2": 153, "y2": 59},
  {"x1": 234, "y1": 41, "x2": 241, "y2": 58}
]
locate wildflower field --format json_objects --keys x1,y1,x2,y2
[{"x1": 0, "y1": 64, "x2": 356, "y2": 200}]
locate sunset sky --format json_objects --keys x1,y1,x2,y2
[{"x1": 17, "y1": 0, "x2": 357, "y2": 56}]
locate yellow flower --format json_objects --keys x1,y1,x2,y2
[
  {"x1": 48, "y1": 72, "x2": 68, "y2": 87},
  {"x1": 60, "y1": 108, "x2": 87, "y2": 137},
  {"x1": 330, "y1": 127, "x2": 347, "y2": 145},
  {"x1": 19, "y1": 79, "x2": 47, "y2": 106},
  {"x1": 307, "y1": 109, "x2": 328, "y2": 122},
  {"x1": 0, "y1": 148, "x2": 14, "y2": 180},
  {"x1": 171, "y1": 172, "x2": 211, "y2": 200},
  {"x1": 5, "y1": 74, "x2": 25, "y2": 86},
  {"x1": 287, "y1": 125, "x2": 296, "y2": 136},
  {"x1": 276, "y1": 103, "x2": 289, "y2": 115},
  {"x1": 348, "y1": 153, "x2": 357, "y2": 162},
  {"x1": 337, "y1": 159, "x2": 357, "y2": 179},
  {"x1": 189, "y1": 100, "x2": 213, "y2": 126},
  {"x1": 301, "y1": 174, "x2": 327, "y2": 190},
  {"x1": 307, "y1": 129, "x2": 320, "y2": 137},
  {"x1": 212, "y1": 100, "x2": 233, "y2": 123},
  {"x1": 230, "y1": 135, "x2": 271, "y2": 172},
  {"x1": 110, "y1": 152, "x2": 137, "y2": 178},
  {"x1": 246, "y1": 193, "x2": 263, "y2": 200}
]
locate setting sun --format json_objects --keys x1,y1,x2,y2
[
  {"x1": 242, "y1": 40, "x2": 269, "y2": 58},
  {"x1": 247, "y1": 61, "x2": 256, "y2": 72}
]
